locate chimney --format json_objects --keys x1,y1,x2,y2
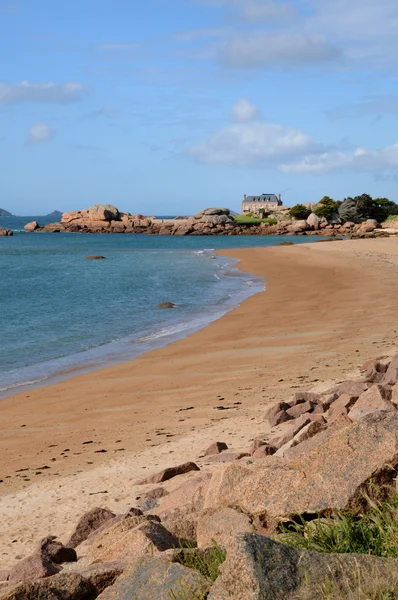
[
  {"x1": 278, "y1": 193, "x2": 281, "y2": 203},
  {"x1": 243, "y1": 194, "x2": 246, "y2": 200}
]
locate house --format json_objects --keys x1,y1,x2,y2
[{"x1": 241, "y1": 193, "x2": 282, "y2": 214}]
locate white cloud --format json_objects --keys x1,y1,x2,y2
[
  {"x1": 190, "y1": 119, "x2": 314, "y2": 166},
  {"x1": 0, "y1": 81, "x2": 87, "y2": 105},
  {"x1": 230, "y1": 98, "x2": 258, "y2": 122},
  {"x1": 220, "y1": 32, "x2": 341, "y2": 68},
  {"x1": 26, "y1": 122, "x2": 54, "y2": 145},
  {"x1": 280, "y1": 143, "x2": 398, "y2": 174}
]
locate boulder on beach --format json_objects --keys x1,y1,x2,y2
[{"x1": 88, "y1": 204, "x2": 120, "y2": 222}]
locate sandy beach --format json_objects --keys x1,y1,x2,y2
[{"x1": 1, "y1": 237, "x2": 398, "y2": 568}]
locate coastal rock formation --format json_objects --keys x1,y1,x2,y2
[
  {"x1": 67, "y1": 507, "x2": 116, "y2": 548},
  {"x1": 0, "y1": 208, "x2": 12, "y2": 216},
  {"x1": 23, "y1": 221, "x2": 39, "y2": 232},
  {"x1": 135, "y1": 461, "x2": 200, "y2": 485},
  {"x1": 37, "y1": 203, "x2": 398, "y2": 237},
  {"x1": 158, "y1": 302, "x2": 176, "y2": 309},
  {"x1": 0, "y1": 227, "x2": 13, "y2": 236}
]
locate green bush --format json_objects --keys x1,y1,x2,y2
[
  {"x1": 289, "y1": 204, "x2": 311, "y2": 220},
  {"x1": 314, "y1": 196, "x2": 340, "y2": 219}
]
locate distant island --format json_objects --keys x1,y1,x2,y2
[
  {"x1": 0, "y1": 208, "x2": 12, "y2": 217},
  {"x1": 46, "y1": 210, "x2": 63, "y2": 219}
]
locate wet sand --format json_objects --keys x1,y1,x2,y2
[{"x1": 1, "y1": 238, "x2": 398, "y2": 567}]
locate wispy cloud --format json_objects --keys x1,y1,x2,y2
[
  {"x1": 83, "y1": 106, "x2": 120, "y2": 119},
  {"x1": 26, "y1": 122, "x2": 54, "y2": 145},
  {"x1": 326, "y1": 95, "x2": 398, "y2": 120},
  {"x1": 0, "y1": 81, "x2": 87, "y2": 105},
  {"x1": 220, "y1": 33, "x2": 341, "y2": 68}
]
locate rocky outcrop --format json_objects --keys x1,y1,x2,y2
[
  {"x1": 67, "y1": 507, "x2": 116, "y2": 548},
  {"x1": 0, "y1": 227, "x2": 13, "y2": 236},
  {"x1": 135, "y1": 461, "x2": 200, "y2": 485},
  {"x1": 0, "y1": 208, "x2": 12, "y2": 216},
  {"x1": 23, "y1": 221, "x2": 39, "y2": 232},
  {"x1": 37, "y1": 204, "x2": 398, "y2": 237},
  {"x1": 208, "y1": 534, "x2": 398, "y2": 600}
]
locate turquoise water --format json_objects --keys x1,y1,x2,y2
[{"x1": 0, "y1": 216, "x2": 318, "y2": 397}]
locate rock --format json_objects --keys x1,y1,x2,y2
[
  {"x1": 203, "y1": 442, "x2": 228, "y2": 456},
  {"x1": 138, "y1": 487, "x2": 168, "y2": 512},
  {"x1": 268, "y1": 409, "x2": 291, "y2": 427},
  {"x1": 73, "y1": 562, "x2": 124, "y2": 595},
  {"x1": 85, "y1": 255, "x2": 107, "y2": 260},
  {"x1": 326, "y1": 393, "x2": 359, "y2": 423},
  {"x1": 0, "y1": 227, "x2": 13, "y2": 236},
  {"x1": 40, "y1": 536, "x2": 77, "y2": 564},
  {"x1": 8, "y1": 549, "x2": 60, "y2": 584},
  {"x1": 197, "y1": 507, "x2": 254, "y2": 549},
  {"x1": 195, "y1": 208, "x2": 230, "y2": 218},
  {"x1": 0, "y1": 572, "x2": 95, "y2": 600},
  {"x1": 306, "y1": 212, "x2": 321, "y2": 230},
  {"x1": 207, "y1": 452, "x2": 250, "y2": 464},
  {"x1": 289, "y1": 220, "x2": 308, "y2": 233},
  {"x1": 136, "y1": 462, "x2": 200, "y2": 485},
  {"x1": 84, "y1": 518, "x2": 180, "y2": 563},
  {"x1": 249, "y1": 437, "x2": 268, "y2": 454},
  {"x1": 290, "y1": 391, "x2": 322, "y2": 406},
  {"x1": 381, "y1": 357, "x2": 398, "y2": 386},
  {"x1": 207, "y1": 533, "x2": 398, "y2": 600},
  {"x1": 89, "y1": 204, "x2": 120, "y2": 221},
  {"x1": 252, "y1": 445, "x2": 276, "y2": 458},
  {"x1": 275, "y1": 420, "x2": 327, "y2": 457},
  {"x1": 286, "y1": 400, "x2": 314, "y2": 418},
  {"x1": 96, "y1": 556, "x2": 211, "y2": 600},
  {"x1": 204, "y1": 412, "x2": 398, "y2": 527},
  {"x1": 67, "y1": 507, "x2": 116, "y2": 548},
  {"x1": 269, "y1": 414, "x2": 312, "y2": 449},
  {"x1": 23, "y1": 221, "x2": 39, "y2": 232},
  {"x1": 338, "y1": 380, "x2": 369, "y2": 396},
  {"x1": 157, "y1": 302, "x2": 176, "y2": 309},
  {"x1": 348, "y1": 384, "x2": 395, "y2": 422}
]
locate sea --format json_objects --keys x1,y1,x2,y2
[{"x1": 0, "y1": 215, "x2": 318, "y2": 398}]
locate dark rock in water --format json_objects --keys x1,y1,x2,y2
[
  {"x1": 96, "y1": 556, "x2": 210, "y2": 600},
  {"x1": 158, "y1": 302, "x2": 176, "y2": 309},
  {"x1": 0, "y1": 208, "x2": 12, "y2": 216},
  {"x1": 85, "y1": 256, "x2": 107, "y2": 260},
  {"x1": 0, "y1": 227, "x2": 13, "y2": 236},
  {"x1": 278, "y1": 241, "x2": 294, "y2": 245},
  {"x1": 208, "y1": 533, "x2": 398, "y2": 600}
]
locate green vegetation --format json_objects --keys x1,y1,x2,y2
[
  {"x1": 279, "y1": 493, "x2": 398, "y2": 558},
  {"x1": 338, "y1": 194, "x2": 398, "y2": 222},
  {"x1": 385, "y1": 214, "x2": 398, "y2": 222},
  {"x1": 314, "y1": 196, "x2": 341, "y2": 219},
  {"x1": 175, "y1": 543, "x2": 226, "y2": 582},
  {"x1": 289, "y1": 204, "x2": 311, "y2": 220},
  {"x1": 233, "y1": 215, "x2": 277, "y2": 225}
]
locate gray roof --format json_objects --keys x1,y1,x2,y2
[{"x1": 243, "y1": 194, "x2": 279, "y2": 203}]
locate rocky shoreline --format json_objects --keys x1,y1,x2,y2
[
  {"x1": 2, "y1": 352, "x2": 398, "y2": 599},
  {"x1": 21, "y1": 204, "x2": 398, "y2": 238}
]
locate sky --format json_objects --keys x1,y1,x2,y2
[{"x1": 1, "y1": 0, "x2": 398, "y2": 215}]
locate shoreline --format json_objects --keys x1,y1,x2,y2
[
  {"x1": 0, "y1": 251, "x2": 264, "y2": 400},
  {"x1": 1, "y1": 238, "x2": 398, "y2": 566}
]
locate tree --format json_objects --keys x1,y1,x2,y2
[
  {"x1": 314, "y1": 196, "x2": 339, "y2": 220},
  {"x1": 289, "y1": 204, "x2": 311, "y2": 220},
  {"x1": 373, "y1": 198, "x2": 398, "y2": 220},
  {"x1": 338, "y1": 193, "x2": 397, "y2": 223}
]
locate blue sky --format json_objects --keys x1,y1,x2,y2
[{"x1": 1, "y1": 0, "x2": 398, "y2": 215}]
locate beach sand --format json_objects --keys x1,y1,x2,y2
[{"x1": 1, "y1": 238, "x2": 398, "y2": 568}]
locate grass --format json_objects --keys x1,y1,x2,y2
[
  {"x1": 168, "y1": 542, "x2": 226, "y2": 600},
  {"x1": 384, "y1": 215, "x2": 398, "y2": 222},
  {"x1": 278, "y1": 493, "x2": 398, "y2": 558},
  {"x1": 233, "y1": 215, "x2": 278, "y2": 225}
]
